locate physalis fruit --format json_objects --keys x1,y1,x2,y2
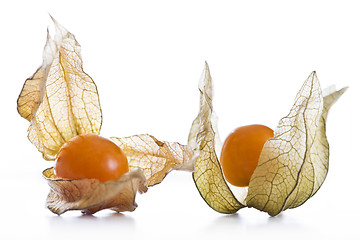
[
  {"x1": 220, "y1": 124, "x2": 274, "y2": 187},
  {"x1": 54, "y1": 134, "x2": 129, "y2": 182}
]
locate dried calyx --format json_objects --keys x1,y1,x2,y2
[
  {"x1": 188, "y1": 62, "x2": 347, "y2": 216},
  {"x1": 17, "y1": 18, "x2": 194, "y2": 215}
]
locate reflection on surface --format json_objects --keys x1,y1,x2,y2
[
  {"x1": 47, "y1": 211, "x2": 136, "y2": 236},
  {"x1": 206, "y1": 209, "x2": 312, "y2": 238},
  {"x1": 210, "y1": 213, "x2": 242, "y2": 227}
]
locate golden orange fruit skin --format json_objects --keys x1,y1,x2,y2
[
  {"x1": 220, "y1": 124, "x2": 274, "y2": 187},
  {"x1": 54, "y1": 134, "x2": 129, "y2": 182}
]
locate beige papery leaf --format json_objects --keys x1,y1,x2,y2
[
  {"x1": 111, "y1": 134, "x2": 195, "y2": 186},
  {"x1": 43, "y1": 168, "x2": 147, "y2": 215},
  {"x1": 188, "y1": 62, "x2": 245, "y2": 214},
  {"x1": 246, "y1": 72, "x2": 347, "y2": 216},
  {"x1": 17, "y1": 18, "x2": 102, "y2": 160}
]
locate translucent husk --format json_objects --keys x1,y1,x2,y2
[
  {"x1": 189, "y1": 62, "x2": 347, "y2": 216},
  {"x1": 43, "y1": 168, "x2": 147, "y2": 215},
  {"x1": 18, "y1": 18, "x2": 194, "y2": 215}
]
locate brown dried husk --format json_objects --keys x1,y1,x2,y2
[{"x1": 43, "y1": 168, "x2": 147, "y2": 215}]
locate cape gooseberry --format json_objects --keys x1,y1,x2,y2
[
  {"x1": 220, "y1": 124, "x2": 274, "y2": 187},
  {"x1": 54, "y1": 134, "x2": 129, "y2": 182}
]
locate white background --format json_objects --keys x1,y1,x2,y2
[{"x1": 1, "y1": 0, "x2": 359, "y2": 239}]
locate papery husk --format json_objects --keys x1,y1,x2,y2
[
  {"x1": 188, "y1": 62, "x2": 245, "y2": 214},
  {"x1": 246, "y1": 73, "x2": 347, "y2": 216},
  {"x1": 112, "y1": 134, "x2": 196, "y2": 187},
  {"x1": 189, "y1": 64, "x2": 347, "y2": 216},
  {"x1": 17, "y1": 17, "x2": 102, "y2": 160},
  {"x1": 43, "y1": 168, "x2": 147, "y2": 215},
  {"x1": 19, "y1": 18, "x2": 197, "y2": 215}
]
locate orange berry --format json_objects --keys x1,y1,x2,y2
[
  {"x1": 54, "y1": 134, "x2": 129, "y2": 182},
  {"x1": 220, "y1": 124, "x2": 274, "y2": 187}
]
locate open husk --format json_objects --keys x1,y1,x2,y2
[
  {"x1": 189, "y1": 63, "x2": 347, "y2": 216},
  {"x1": 18, "y1": 18, "x2": 194, "y2": 215}
]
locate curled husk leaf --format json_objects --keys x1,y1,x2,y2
[
  {"x1": 188, "y1": 62, "x2": 245, "y2": 213},
  {"x1": 17, "y1": 17, "x2": 102, "y2": 160},
  {"x1": 189, "y1": 63, "x2": 347, "y2": 216},
  {"x1": 43, "y1": 168, "x2": 147, "y2": 215},
  {"x1": 111, "y1": 134, "x2": 195, "y2": 186},
  {"x1": 18, "y1": 19, "x2": 196, "y2": 215},
  {"x1": 246, "y1": 74, "x2": 347, "y2": 216}
]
